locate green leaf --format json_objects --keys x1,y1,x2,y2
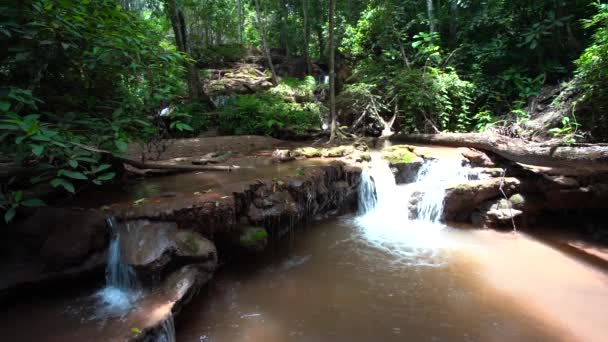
[
  {"x1": 32, "y1": 144, "x2": 45, "y2": 156},
  {"x1": 96, "y1": 172, "x2": 116, "y2": 182},
  {"x1": 0, "y1": 101, "x2": 10, "y2": 112},
  {"x1": 92, "y1": 164, "x2": 111, "y2": 173},
  {"x1": 21, "y1": 199, "x2": 45, "y2": 207},
  {"x1": 115, "y1": 140, "x2": 127, "y2": 152},
  {"x1": 62, "y1": 180, "x2": 75, "y2": 193},
  {"x1": 4, "y1": 207, "x2": 16, "y2": 223},
  {"x1": 68, "y1": 160, "x2": 79, "y2": 168},
  {"x1": 59, "y1": 170, "x2": 88, "y2": 180}
]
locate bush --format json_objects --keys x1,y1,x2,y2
[
  {"x1": 218, "y1": 92, "x2": 322, "y2": 136},
  {"x1": 195, "y1": 44, "x2": 248, "y2": 66},
  {"x1": 575, "y1": 1, "x2": 608, "y2": 140},
  {"x1": 269, "y1": 76, "x2": 317, "y2": 101}
]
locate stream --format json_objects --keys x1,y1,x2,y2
[
  {"x1": 176, "y1": 153, "x2": 608, "y2": 342},
  {"x1": 1, "y1": 146, "x2": 607, "y2": 341}
]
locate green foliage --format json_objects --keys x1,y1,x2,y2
[
  {"x1": 0, "y1": 0, "x2": 187, "y2": 220},
  {"x1": 548, "y1": 114, "x2": 583, "y2": 145},
  {"x1": 269, "y1": 76, "x2": 317, "y2": 101},
  {"x1": 575, "y1": 1, "x2": 608, "y2": 140},
  {"x1": 195, "y1": 44, "x2": 248, "y2": 67},
  {"x1": 218, "y1": 92, "x2": 321, "y2": 136}
]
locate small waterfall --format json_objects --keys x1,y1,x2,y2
[
  {"x1": 156, "y1": 315, "x2": 176, "y2": 342},
  {"x1": 95, "y1": 217, "x2": 140, "y2": 316},
  {"x1": 355, "y1": 153, "x2": 484, "y2": 265},
  {"x1": 413, "y1": 159, "x2": 481, "y2": 223}
]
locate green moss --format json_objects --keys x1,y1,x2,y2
[
  {"x1": 295, "y1": 147, "x2": 322, "y2": 158},
  {"x1": 381, "y1": 145, "x2": 417, "y2": 164},
  {"x1": 239, "y1": 227, "x2": 268, "y2": 248},
  {"x1": 322, "y1": 145, "x2": 355, "y2": 157}
]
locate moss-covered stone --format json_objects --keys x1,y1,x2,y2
[
  {"x1": 322, "y1": 145, "x2": 355, "y2": 157},
  {"x1": 356, "y1": 152, "x2": 372, "y2": 162},
  {"x1": 239, "y1": 226, "x2": 268, "y2": 250},
  {"x1": 294, "y1": 147, "x2": 322, "y2": 158},
  {"x1": 381, "y1": 145, "x2": 418, "y2": 164},
  {"x1": 509, "y1": 193, "x2": 525, "y2": 208}
]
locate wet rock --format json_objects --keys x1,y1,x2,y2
[
  {"x1": 408, "y1": 191, "x2": 424, "y2": 220},
  {"x1": 381, "y1": 145, "x2": 419, "y2": 164},
  {"x1": 391, "y1": 162, "x2": 424, "y2": 184},
  {"x1": 294, "y1": 147, "x2": 322, "y2": 158},
  {"x1": 271, "y1": 149, "x2": 295, "y2": 163},
  {"x1": 543, "y1": 175, "x2": 579, "y2": 188},
  {"x1": 472, "y1": 198, "x2": 523, "y2": 229},
  {"x1": 459, "y1": 148, "x2": 496, "y2": 167},
  {"x1": 477, "y1": 167, "x2": 505, "y2": 178},
  {"x1": 120, "y1": 220, "x2": 217, "y2": 276},
  {"x1": 443, "y1": 178, "x2": 521, "y2": 221},
  {"x1": 238, "y1": 226, "x2": 269, "y2": 252},
  {"x1": 0, "y1": 208, "x2": 108, "y2": 296},
  {"x1": 322, "y1": 145, "x2": 356, "y2": 157}
]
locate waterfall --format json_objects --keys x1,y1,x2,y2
[
  {"x1": 413, "y1": 159, "x2": 480, "y2": 224},
  {"x1": 156, "y1": 315, "x2": 176, "y2": 342},
  {"x1": 355, "y1": 153, "x2": 483, "y2": 265},
  {"x1": 95, "y1": 217, "x2": 140, "y2": 316}
]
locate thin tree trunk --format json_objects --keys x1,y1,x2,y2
[
  {"x1": 316, "y1": 27, "x2": 325, "y2": 62},
  {"x1": 328, "y1": 0, "x2": 337, "y2": 142},
  {"x1": 165, "y1": 0, "x2": 214, "y2": 107},
  {"x1": 281, "y1": 0, "x2": 290, "y2": 59},
  {"x1": 426, "y1": 0, "x2": 436, "y2": 33},
  {"x1": 303, "y1": 0, "x2": 312, "y2": 75},
  {"x1": 238, "y1": 0, "x2": 244, "y2": 44},
  {"x1": 254, "y1": 0, "x2": 279, "y2": 85}
]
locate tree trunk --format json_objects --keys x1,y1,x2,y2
[
  {"x1": 392, "y1": 133, "x2": 608, "y2": 172},
  {"x1": 254, "y1": 0, "x2": 279, "y2": 85},
  {"x1": 328, "y1": 0, "x2": 337, "y2": 142},
  {"x1": 238, "y1": 0, "x2": 244, "y2": 44},
  {"x1": 316, "y1": 26, "x2": 325, "y2": 62},
  {"x1": 303, "y1": 0, "x2": 312, "y2": 75},
  {"x1": 165, "y1": 0, "x2": 214, "y2": 108},
  {"x1": 426, "y1": 0, "x2": 436, "y2": 33},
  {"x1": 281, "y1": 0, "x2": 290, "y2": 59}
]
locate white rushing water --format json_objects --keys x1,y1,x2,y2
[
  {"x1": 95, "y1": 217, "x2": 140, "y2": 317},
  {"x1": 356, "y1": 154, "x2": 483, "y2": 265}
]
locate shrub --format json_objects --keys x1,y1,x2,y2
[{"x1": 218, "y1": 92, "x2": 321, "y2": 136}]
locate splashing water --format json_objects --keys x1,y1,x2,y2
[
  {"x1": 95, "y1": 217, "x2": 140, "y2": 317},
  {"x1": 355, "y1": 153, "x2": 484, "y2": 265},
  {"x1": 156, "y1": 315, "x2": 176, "y2": 342}
]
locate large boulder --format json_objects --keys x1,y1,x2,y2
[
  {"x1": 1, "y1": 207, "x2": 108, "y2": 296},
  {"x1": 458, "y1": 148, "x2": 496, "y2": 167},
  {"x1": 381, "y1": 145, "x2": 425, "y2": 184},
  {"x1": 443, "y1": 178, "x2": 521, "y2": 221},
  {"x1": 119, "y1": 220, "x2": 217, "y2": 277}
]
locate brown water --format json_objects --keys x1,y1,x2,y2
[{"x1": 176, "y1": 215, "x2": 608, "y2": 342}]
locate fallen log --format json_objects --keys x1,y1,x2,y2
[
  {"x1": 392, "y1": 133, "x2": 608, "y2": 172},
  {"x1": 74, "y1": 143, "x2": 238, "y2": 172}
]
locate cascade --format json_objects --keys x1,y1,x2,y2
[
  {"x1": 95, "y1": 217, "x2": 140, "y2": 316},
  {"x1": 156, "y1": 315, "x2": 176, "y2": 342},
  {"x1": 355, "y1": 153, "x2": 484, "y2": 264}
]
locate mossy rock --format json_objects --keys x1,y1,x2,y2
[
  {"x1": 294, "y1": 147, "x2": 322, "y2": 158},
  {"x1": 239, "y1": 226, "x2": 268, "y2": 251},
  {"x1": 322, "y1": 145, "x2": 355, "y2": 157},
  {"x1": 357, "y1": 152, "x2": 372, "y2": 162},
  {"x1": 381, "y1": 145, "x2": 418, "y2": 164},
  {"x1": 509, "y1": 194, "x2": 525, "y2": 208}
]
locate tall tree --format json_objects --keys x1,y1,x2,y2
[
  {"x1": 281, "y1": 0, "x2": 290, "y2": 58},
  {"x1": 238, "y1": 0, "x2": 244, "y2": 44},
  {"x1": 303, "y1": 0, "x2": 312, "y2": 74},
  {"x1": 254, "y1": 0, "x2": 279, "y2": 85},
  {"x1": 426, "y1": 0, "x2": 435, "y2": 33},
  {"x1": 328, "y1": 0, "x2": 337, "y2": 142},
  {"x1": 164, "y1": 0, "x2": 213, "y2": 107}
]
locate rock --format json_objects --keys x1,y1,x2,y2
[
  {"x1": 471, "y1": 198, "x2": 523, "y2": 229},
  {"x1": 119, "y1": 220, "x2": 217, "y2": 276},
  {"x1": 543, "y1": 175, "x2": 579, "y2": 188},
  {"x1": 443, "y1": 177, "x2": 521, "y2": 221},
  {"x1": 238, "y1": 226, "x2": 268, "y2": 252},
  {"x1": 459, "y1": 148, "x2": 496, "y2": 167},
  {"x1": 1, "y1": 207, "x2": 108, "y2": 296},
  {"x1": 408, "y1": 191, "x2": 424, "y2": 220},
  {"x1": 391, "y1": 161, "x2": 424, "y2": 184},
  {"x1": 322, "y1": 145, "x2": 355, "y2": 157},
  {"x1": 355, "y1": 152, "x2": 371, "y2": 163},
  {"x1": 272, "y1": 149, "x2": 295, "y2": 163},
  {"x1": 477, "y1": 167, "x2": 505, "y2": 178},
  {"x1": 381, "y1": 145, "x2": 419, "y2": 164},
  {"x1": 294, "y1": 147, "x2": 322, "y2": 158}
]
